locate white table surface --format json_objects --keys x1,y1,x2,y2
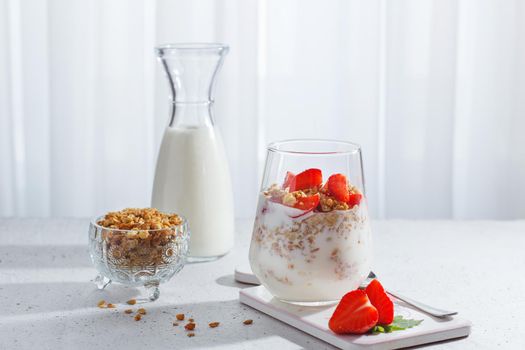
[{"x1": 0, "y1": 218, "x2": 524, "y2": 350}]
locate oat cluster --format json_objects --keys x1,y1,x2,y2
[
  {"x1": 171, "y1": 313, "x2": 235, "y2": 337},
  {"x1": 97, "y1": 208, "x2": 182, "y2": 230},
  {"x1": 264, "y1": 184, "x2": 360, "y2": 212},
  {"x1": 96, "y1": 301, "x2": 254, "y2": 338}
]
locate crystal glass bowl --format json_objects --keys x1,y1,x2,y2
[{"x1": 88, "y1": 216, "x2": 189, "y2": 301}]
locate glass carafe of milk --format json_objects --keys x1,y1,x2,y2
[{"x1": 152, "y1": 43, "x2": 234, "y2": 261}]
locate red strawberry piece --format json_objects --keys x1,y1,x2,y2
[
  {"x1": 347, "y1": 193, "x2": 362, "y2": 207},
  {"x1": 290, "y1": 168, "x2": 322, "y2": 191},
  {"x1": 365, "y1": 279, "x2": 394, "y2": 325},
  {"x1": 293, "y1": 193, "x2": 320, "y2": 211},
  {"x1": 327, "y1": 174, "x2": 350, "y2": 202},
  {"x1": 328, "y1": 290, "x2": 379, "y2": 334},
  {"x1": 282, "y1": 171, "x2": 296, "y2": 190}
]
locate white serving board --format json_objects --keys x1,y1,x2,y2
[{"x1": 239, "y1": 286, "x2": 471, "y2": 350}]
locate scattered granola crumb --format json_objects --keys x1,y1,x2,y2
[
  {"x1": 107, "y1": 303, "x2": 116, "y2": 308},
  {"x1": 185, "y1": 322, "x2": 196, "y2": 331},
  {"x1": 176, "y1": 313, "x2": 185, "y2": 321},
  {"x1": 126, "y1": 299, "x2": 137, "y2": 305},
  {"x1": 97, "y1": 300, "x2": 106, "y2": 307},
  {"x1": 188, "y1": 318, "x2": 194, "y2": 322},
  {"x1": 209, "y1": 322, "x2": 220, "y2": 328},
  {"x1": 243, "y1": 319, "x2": 253, "y2": 325},
  {"x1": 187, "y1": 332, "x2": 195, "y2": 337},
  {"x1": 124, "y1": 309, "x2": 133, "y2": 314},
  {"x1": 137, "y1": 308, "x2": 146, "y2": 315},
  {"x1": 134, "y1": 314, "x2": 142, "y2": 321},
  {"x1": 172, "y1": 322, "x2": 179, "y2": 326}
]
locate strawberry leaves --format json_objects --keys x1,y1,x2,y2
[{"x1": 369, "y1": 316, "x2": 423, "y2": 334}]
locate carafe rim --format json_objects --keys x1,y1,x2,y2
[{"x1": 156, "y1": 43, "x2": 229, "y2": 55}]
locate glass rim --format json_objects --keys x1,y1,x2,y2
[
  {"x1": 267, "y1": 139, "x2": 361, "y2": 155},
  {"x1": 155, "y1": 43, "x2": 229, "y2": 54},
  {"x1": 90, "y1": 214, "x2": 187, "y2": 232}
]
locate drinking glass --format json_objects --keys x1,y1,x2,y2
[{"x1": 249, "y1": 139, "x2": 373, "y2": 304}]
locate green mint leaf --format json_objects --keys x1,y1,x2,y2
[
  {"x1": 390, "y1": 315, "x2": 423, "y2": 330},
  {"x1": 383, "y1": 325, "x2": 393, "y2": 333},
  {"x1": 370, "y1": 326, "x2": 384, "y2": 334},
  {"x1": 368, "y1": 316, "x2": 423, "y2": 335}
]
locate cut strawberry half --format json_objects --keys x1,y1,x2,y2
[
  {"x1": 293, "y1": 193, "x2": 320, "y2": 211},
  {"x1": 365, "y1": 279, "x2": 394, "y2": 325},
  {"x1": 327, "y1": 173, "x2": 350, "y2": 202},
  {"x1": 328, "y1": 289, "x2": 379, "y2": 334},
  {"x1": 347, "y1": 193, "x2": 362, "y2": 207},
  {"x1": 282, "y1": 171, "x2": 295, "y2": 190},
  {"x1": 290, "y1": 168, "x2": 322, "y2": 191}
]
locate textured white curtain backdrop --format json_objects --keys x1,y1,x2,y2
[{"x1": 1, "y1": 0, "x2": 525, "y2": 219}]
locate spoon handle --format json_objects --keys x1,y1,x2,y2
[{"x1": 386, "y1": 290, "x2": 458, "y2": 318}]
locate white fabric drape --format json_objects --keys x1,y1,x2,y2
[{"x1": 1, "y1": 0, "x2": 524, "y2": 219}]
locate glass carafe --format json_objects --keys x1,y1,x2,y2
[
  {"x1": 152, "y1": 43, "x2": 234, "y2": 261},
  {"x1": 249, "y1": 139, "x2": 373, "y2": 304}
]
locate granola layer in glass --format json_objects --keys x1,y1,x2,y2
[{"x1": 249, "y1": 169, "x2": 372, "y2": 302}]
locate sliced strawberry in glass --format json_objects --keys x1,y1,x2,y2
[
  {"x1": 347, "y1": 193, "x2": 362, "y2": 207},
  {"x1": 290, "y1": 168, "x2": 322, "y2": 191},
  {"x1": 282, "y1": 171, "x2": 296, "y2": 189},
  {"x1": 327, "y1": 173, "x2": 350, "y2": 202}
]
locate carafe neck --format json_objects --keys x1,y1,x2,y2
[
  {"x1": 156, "y1": 43, "x2": 228, "y2": 128},
  {"x1": 168, "y1": 102, "x2": 214, "y2": 128}
]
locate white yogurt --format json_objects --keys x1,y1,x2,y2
[
  {"x1": 152, "y1": 125, "x2": 234, "y2": 258},
  {"x1": 249, "y1": 194, "x2": 372, "y2": 302}
]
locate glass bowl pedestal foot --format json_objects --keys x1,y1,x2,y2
[
  {"x1": 94, "y1": 274, "x2": 112, "y2": 290},
  {"x1": 144, "y1": 280, "x2": 160, "y2": 301}
]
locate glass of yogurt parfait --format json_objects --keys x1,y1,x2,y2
[{"x1": 249, "y1": 139, "x2": 372, "y2": 305}]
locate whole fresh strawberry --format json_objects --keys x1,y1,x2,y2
[
  {"x1": 328, "y1": 290, "x2": 379, "y2": 334},
  {"x1": 365, "y1": 279, "x2": 394, "y2": 325}
]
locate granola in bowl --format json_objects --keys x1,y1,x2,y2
[{"x1": 89, "y1": 208, "x2": 189, "y2": 301}]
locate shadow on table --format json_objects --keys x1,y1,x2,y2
[
  {"x1": 215, "y1": 274, "x2": 254, "y2": 289},
  {"x1": 1, "y1": 298, "x2": 337, "y2": 350},
  {"x1": 0, "y1": 281, "x2": 140, "y2": 315},
  {"x1": 0, "y1": 244, "x2": 91, "y2": 268}
]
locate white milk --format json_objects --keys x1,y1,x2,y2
[
  {"x1": 152, "y1": 125, "x2": 234, "y2": 258},
  {"x1": 249, "y1": 194, "x2": 372, "y2": 302}
]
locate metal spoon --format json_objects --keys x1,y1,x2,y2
[{"x1": 362, "y1": 271, "x2": 458, "y2": 318}]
